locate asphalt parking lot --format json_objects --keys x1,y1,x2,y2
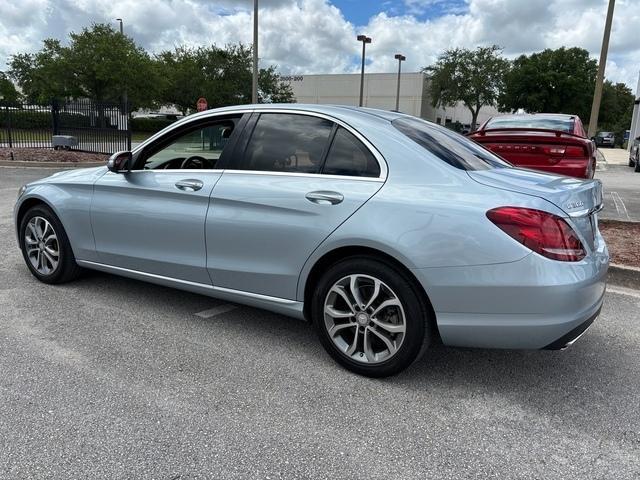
[
  {"x1": 596, "y1": 163, "x2": 640, "y2": 222},
  {"x1": 1, "y1": 166, "x2": 639, "y2": 479}
]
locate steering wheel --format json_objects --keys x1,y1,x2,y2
[{"x1": 180, "y1": 155, "x2": 208, "y2": 169}]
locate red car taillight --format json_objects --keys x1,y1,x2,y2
[
  {"x1": 563, "y1": 146, "x2": 587, "y2": 157},
  {"x1": 486, "y1": 207, "x2": 585, "y2": 261}
]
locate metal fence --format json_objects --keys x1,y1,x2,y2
[{"x1": 0, "y1": 99, "x2": 131, "y2": 154}]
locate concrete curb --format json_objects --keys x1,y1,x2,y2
[
  {"x1": 0, "y1": 161, "x2": 105, "y2": 168},
  {"x1": 608, "y1": 263, "x2": 640, "y2": 289}
]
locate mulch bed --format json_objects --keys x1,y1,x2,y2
[
  {"x1": 599, "y1": 219, "x2": 640, "y2": 268},
  {"x1": 0, "y1": 148, "x2": 108, "y2": 163}
]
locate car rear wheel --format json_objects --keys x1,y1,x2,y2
[
  {"x1": 19, "y1": 205, "x2": 82, "y2": 284},
  {"x1": 635, "y1": 155, "x2": 640, "y2": 172},
  {"x1": 312, "y1": 256, "x2": 432, "y2": 377}
]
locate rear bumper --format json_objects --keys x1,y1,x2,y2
[
  {"x1": 543, "y1": 304, "x2": 601, "y2": 350},
  {"x1": 412, "y1": 247, "x2": 609, "y2": 350}
]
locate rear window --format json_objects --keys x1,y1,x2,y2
[
  {"x1": 392, "y1": 117, "x2": 511, "y2": 171},
  {"x1": 485, "y1": 116, "x2": 575, "y2": 133},
  {"x1": 322, "y1": 127, "x2": 380, "y2": 177}
]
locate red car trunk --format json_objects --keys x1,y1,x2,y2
[{"x1": 468, "y1": 116, "x2": 597, "y2": 179}]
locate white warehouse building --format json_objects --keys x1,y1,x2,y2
[{"x1": 283, "y1": 72, "x2": 501, "y2": 128}]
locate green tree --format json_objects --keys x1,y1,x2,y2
[
  {"x1": 157, "y1": 44, "x2": 294, "y2": 114},
  {"x1": 499, "y1": 47, "x2": 597, "y2": 121},
  {"x1": 9, "y1": 39, "x2": 70, "y2": 102},
  {"x1": 423, "y1": 45, "x2": 509, "y2": 128},
  {"x1": 9, "y1": 23, "x2": 159, "y2": 111},
  {"x1": 0, "y1": 71, "x2": 21, "y2": 104},
  {"x1": 598, "y1": 81, "x2": 634, "y2": 146}
]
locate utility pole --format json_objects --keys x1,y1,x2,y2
[
  {"x1": 116, "y1": 18, "x2": 123, "y2": 34},
  {"x1": 394, "y1": 54, "x2": 406, "y2": 112},
  {"x1": 252, "y1": 0, "x2": 259, "y2": 104},
  {"x1": 357, "y1": 35, "x2": 372, "y2": 107},
  {"x1": 587, "y1": 0, "x2": 616, "y2": 138}
]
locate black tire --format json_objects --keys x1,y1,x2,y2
[
  {"x1": 630, "y1": 158, "x2": 635, "y2": 167},
  {"x1": 311, "y1": 256, "x2": 432, "y2": 377},
  {"x1": 635, "y1": 156, "x2": 640, "y2": 173},
  {"x1": 19, "y1": 204, "x2": 82, "y2": 284}
]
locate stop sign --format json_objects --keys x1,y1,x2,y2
[{"x1": 196, "y1": 97, "x2": 208, "y2": 112}]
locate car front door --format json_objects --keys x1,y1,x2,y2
[
  {"x1": 206, "y1": 112, "x2": 385, "y2": 300},
  {"x1": 91, "y1": 114, "x2": 244, "y2": 284}
]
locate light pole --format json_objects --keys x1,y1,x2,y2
[
  {"x1": 116, "y1": 18, "x2": 129, "y2": 149},
  {"x1": 357, "y1": 35, "x2": 372, "y2": 107},
  {"x1": 394, "y1": 53, "x2": 406, "y2": 112},
  {"x1": 252, "y1": 0, "x2": 259, "y2": 104},
  {"x1": 587, "y1": 0, "x2": 616, "y2": 138}
]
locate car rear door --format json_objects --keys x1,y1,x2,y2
[
  {"x1": 91, "y1": 114, "x2": 245, "y2": 284},
  {"x1": 206, "y1": 111, "x2": 385, "y2": 300}
]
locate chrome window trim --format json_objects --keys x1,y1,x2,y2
[
  {"x1": 114, "y1": 169, "x2": 383, "y2": 183},
  {"x1": 132, "y1": 107, "x2": 388, "y2": 180},
  {"x1": 120, "y1": 169, "x2": 224, "y2": 174},
  {"x1": 220, "y1": 169, "x2": 385, "y2": 183}
]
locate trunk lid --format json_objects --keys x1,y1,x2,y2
[
  {"x1": 469, "y1": 167, "x2": 603, "y2": 250},
  {"x1": 470, "y1": 130, "x2": 589, "y2": 169}
]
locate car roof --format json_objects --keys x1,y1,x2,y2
[{"x1": 184, "y1": 103, "x2": 404, "y2": 125}]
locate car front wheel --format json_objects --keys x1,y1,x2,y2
[
  {"x1": 312, "y1": 256, "x2": 432, "y2": 377},
  {"x1": 19, "y1": 205, "x2": 82, "y2": 284}
]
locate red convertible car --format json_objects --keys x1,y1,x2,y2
[{"x1": 468, "y1": 113, "x2": 596, "y2": 179}]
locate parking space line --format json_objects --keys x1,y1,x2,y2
[
  {"x1": 610, "y1": 191, "x2": 621, "y2": 216},
  {"x1": 195, "y1": 303, "x2": 239, "y2": 318},
  {"x1": 612, "y1": 192, "x2": 630, "y2": 220},
  {"x1": 610, "y1": 191, "x2": 631, "y2": 220},
  {"x1": 608, "y1": 286, "x2": 640, "y2": 300}
]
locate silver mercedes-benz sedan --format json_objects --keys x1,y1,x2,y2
[{"x1": 14, "y1": 104, "x2": 609, "y2": 377}]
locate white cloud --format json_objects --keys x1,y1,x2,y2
[{"x1": 0, "y1": 0, "x2": 638, "y2": 90}]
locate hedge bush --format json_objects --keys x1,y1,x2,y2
[
  {"x1": 130, "y1": 117, "x2": 176, "y2": 133},
  {"x1": 0, "y1": 109, "x2": 94, "y2": 129}
]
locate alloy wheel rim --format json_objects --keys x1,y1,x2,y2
[
  {"x1": 24, "y1": 216, "x2": 59, "y2": 275},
  {"x1": 324, "y1": 274, "x2": 406, "y2": 364}
]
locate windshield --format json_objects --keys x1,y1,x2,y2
[
  {"x1": 484, "y1": 116, "x2": 575, "y2": 133},
  {"x1": 392, "y1": 117, "x2": 512, "y2": 171}
]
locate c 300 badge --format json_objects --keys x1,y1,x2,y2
[{"x1": 566, "y1": 201, "x2": 585, "y2": 209}]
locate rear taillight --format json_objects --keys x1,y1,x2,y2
[
  {"x1": 487, "y1": 207, "x2": 585, "y2": 261},
  {"x1": 485, "y1": 144, "x2": 587, "y2": 158},
  {"x1": 564, "y1": 146, "x2": 586, "y2": 157},
  {"x1": 541, "y1": 146, "x2": 565, "y2": 156}
]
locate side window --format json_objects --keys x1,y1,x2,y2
[
  {"x1": 322, "y1": 127, "x2": 380, "y2": 178},
  {"x1": 237, "y1": 113, "x2": 333, "y2": 173},
  {"x1": 143, "y1": 120, "x2": 236, "y2": 170}
]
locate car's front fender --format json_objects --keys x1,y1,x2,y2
[{"x1": 14, "y1": 181, "x2": 100, "y2": 263}]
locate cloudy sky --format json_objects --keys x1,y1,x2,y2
[{"x1": 1, "y1": 0, "x2": 639, "y2": 89}]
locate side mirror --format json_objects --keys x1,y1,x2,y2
[{"x1": 107, "y1": 151, "x2": 132, "y2": 173}]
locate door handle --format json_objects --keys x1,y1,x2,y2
[
  {"x1": 305, "y1": 191, "x2": 344, "y2": 205},
  {"x1": 175, "y1": 179, "x2": 204, "y2": 192}
]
